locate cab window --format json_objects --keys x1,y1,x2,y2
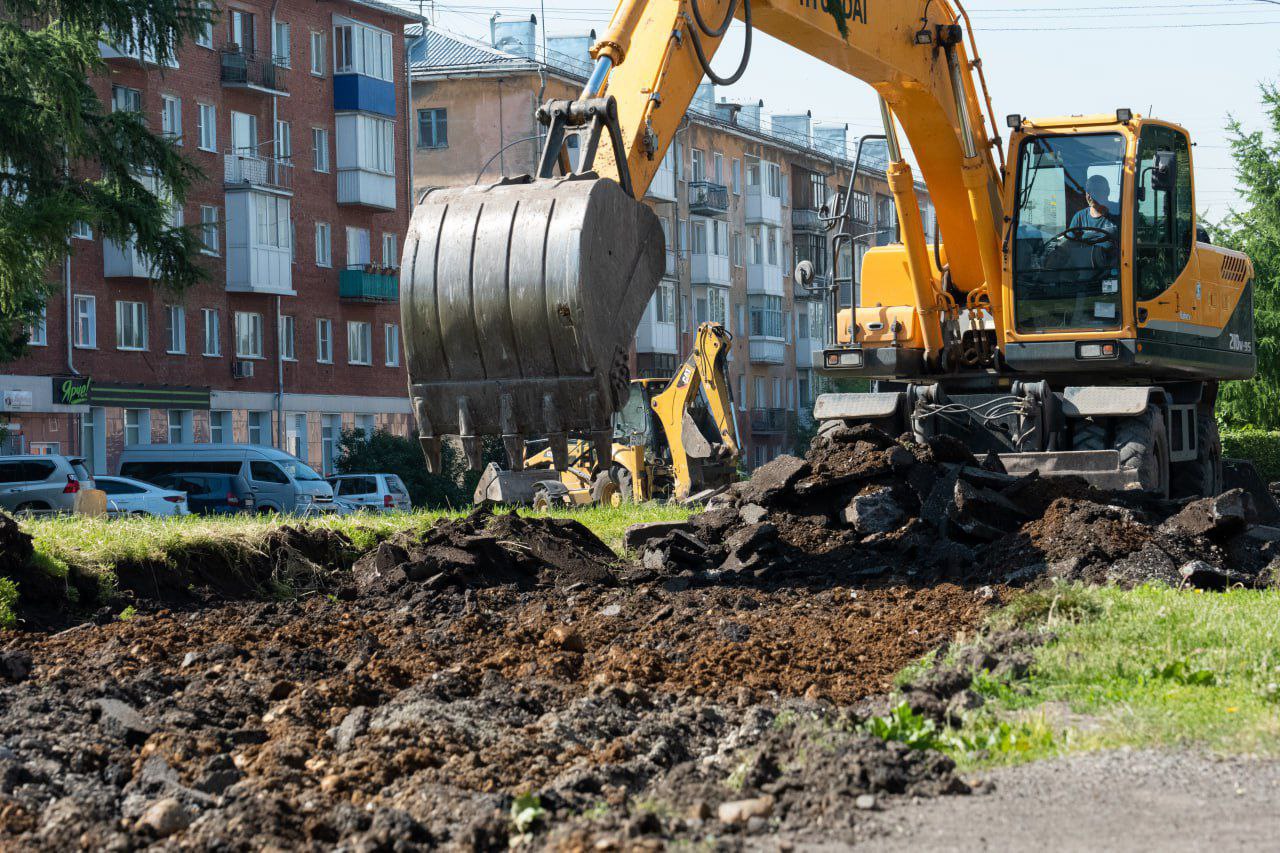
[
  {"x1": 1134, "y1": 124, "x2": 1194, "y2": 302},
  {"x1": 250, "y1": 461, "x2": 290, "y2": 484}
]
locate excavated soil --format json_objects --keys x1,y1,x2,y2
[{"x1": 4, "y1": 426, "x2": 1280, "y2": 848}]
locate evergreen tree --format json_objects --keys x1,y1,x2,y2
[
  {"x1": 0, "y1": 1, "x2": 209, "y2": 361},
  {"x1": 1213, "y1": 83, "x2": 1280, "y2": 429}
]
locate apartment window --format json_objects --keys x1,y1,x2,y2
[
  {"x1": 229, "y1": 10, "x2": 255, "y2": 53},
  {"x1": 749, "y1": 295, "x2": 784, "y2": 338},
  {"x1": 273, "y1": 20, "x2": 290, "y2": 66},
  {"x1": 713, "y1": 152, "x2": 724, "y2": 184},
  {"x1": 766, "y1": 163, "x2": 782, "y2": 198},
  {"x1": 654, "y1": 283, "x2": 674, "y2": 324},
  {"x1": 381, "y1": 233, "x2": 397, "y2": 267},
  {"x1": 316, "y1": 318, "x2": 333, "y2": 363},
  {"x1": 247, "y1": 411, "x2": 268, "y2": 446},
  {"x1": 417, "y1": 108, "x2": 447, "y2": 149},
  {"x1": 71, "y1": 221, "x2": 93, "y2": 240},
  {"x1": 708, "y1": 287, "x2": 728, "y2": 325},
  {"x1": 333, "y1": 19, "x2": 395, "y2": 82},
  {"x1": 767, "y1": 226, "x2": 779, "y2": 265},
  {"x1": 712, "y1": 220, "x2": 726, "y2": 256},
  {"x1": 732, "y1": 159, "x2": 742, "y2": 194},
  {"x1": 161, "y1": 95, "x2": 182, "y2": 143},
  {"x1": 202, "y1": 308, "x2": 221, "y2": 356},
  {"x1": 312, "y1": 128, "x2": 330, "y2": 172},
  {"x1": 115, "y1": 301, "x2": 148, "y2": 351},
  {"x1": 197, "y1": 103, "x2": 216, "y2": 152},
  {"x1": 209, "y1": 410, "x2": 230, "y2": 443},
  {"x1": 167, "y1": 410, "x2": 191, "y2": 444},
  {"x1": 336, "y1": 114, "x2": 394, "y2": 173},
  {"x1": 274, "y1": 120, "x2": 291, "y2": 160},
  {"x1": 354, "y1": 413, "x2": 375, "y2": 437},
  {"x1": 195, "y1": 4, "x2": 213, "y2": 49},
  {"x1": 278, "y1": 315, "x2": 296, "y2": 361},
  {"x1": 166, "y1": 305, "x2": 185, "y2": 354},
  {"x1": 749, "y1": 226, "x2": 763, "y2": 264},
  {"x1": 27, "y1": 306, "x2": 46, "y2": 346},
  {"x1": 315, "y1": 222, "x2": 332, "y2": 267},
  {"x1": 738, "y1": 375, "x2": 745, "y2": 409},
  {"x1": 287, "y1": 412, "x2": 307, "y2": 460},
  {"x1": 732, "y1": 233, "x2": 743, "y2": 267},
  {"x1": 254, "y1": 195, "x2": 290, "y2": 248},
  {"x1": 754, "y1": 377, "x2": 765, "y2": 409},
  {"x1": 690, "y1": 221, "x2": 707, "y2": 255},
  {"x1": 124, "y1": 409, "x2": 149, "y2": 446},
  {"x1": 347, "y1": 321, "x2": 372, "y2": 365},
  {"x1": 111, "y1": 85, "x2": 141, "y2": 114},
  {"x1": 197, "y1": 205, "x2": 219, "y2": 255},
  {"x1": 310, "y1": 31, "x2": 326, "y2": 75},
  {"x1": 72, "y1": 295, "x2": 95, "y2": 348},
  {"x1": 235, "y1": 311, "x2": 264, "y2": 359},
  {"x1": 346, "y1": 226, "x2": 371, "y2": 267},
  {"x1": 384, "y1": 323, "x2": 400, "y2": 366},
  {"x1": 851, "y1": 190, "x2": 871, "y2": 223},
  {"x1": 747, "y1": 162, "x2": 760, "y2": 188},
  {"x1": 321, "y1": 414, "x2": 341, "y2": 474}
]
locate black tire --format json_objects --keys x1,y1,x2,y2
[
  {"x1": 613, "y1": 465, "x2": 635, "y2": 503},
  {"x1": 1115, "y1": 406, "x2": 1170, "y2": 498},
  {"x1": 1072, "y1": 418, "x2": 1108, "y2": 451},
  {"x1": 1171, "y1": 413, "x2": 1223, "y2": 499},
  {"x1": 14, "y1": 502, "x2": 49, "y2": 516},
  {"x1": 590, "y1": 471, "x2": 621, "y2": 507}
]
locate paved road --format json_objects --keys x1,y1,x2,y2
[{"x1": 854, "y1": 750, "x2": 1280, "y2": 852}]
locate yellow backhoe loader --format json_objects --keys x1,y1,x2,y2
[
  {"x1": 401, "y1": 0, "x2": 1254, "y2": 499},
  {"x1": 472, "y1": 322, "x2": 741, "y2": 507}
]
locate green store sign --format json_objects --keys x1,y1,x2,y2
[{"x1": 52, "y1": 376, "x2": 211, "y2": 410}]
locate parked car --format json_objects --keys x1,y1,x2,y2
[
  {"x1": 118, "y1": 444, "x2": 334, "y2": 514},
  {"x1": 327, "y1": 473, "x2": 412, "y2": 513},
  {"x1": 95, "y1": 475, "x2": 189, "y2": 517},
  {"x1": 151, "y1": 472, "x2": 256, "y2": 516},
  {"x1": 0, "y1": 454, "x2": 94, "y2": 514}
]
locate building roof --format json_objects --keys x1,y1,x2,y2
[
  {"x1": 345, "y1": 0, "x2": 420, "y2": 23},
  {"x1": 408, "y1": 24, "x2": 540, "y2": 75}
]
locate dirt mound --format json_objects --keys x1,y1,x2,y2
[
  {"x1": 631, "y1": 427, "x2": 1280, "y2": 593},
  {"x1": 353, "y1": 506, "x2": 618, "y2": 596}
]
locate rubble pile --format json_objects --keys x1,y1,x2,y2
[{"x1": 629, "y1": 425, "x2": 1280, "y2": 592}]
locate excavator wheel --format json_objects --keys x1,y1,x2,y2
[
  {"x1": 1071, "y1": 418, "x2": 1108, "y2": 451},
  {"x1": 590, "y1": 471, "x2": 623, "y2": 508},
  {"x1": 532, "y1": 486, "x2": 552, "y2": 513},
  {"x1": 1116, "y1": 406, "x2": 1170, "y2": 498}
]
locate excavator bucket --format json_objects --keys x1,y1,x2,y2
[{"x1": 401, "y1": 174, "x2": 664, "y2": 473}]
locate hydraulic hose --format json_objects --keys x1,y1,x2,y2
[
  {"x1": 687, "y1": 0, "x2": 752, "y2": 87},
  {"x1": 690, "y1": 0, "x2": 738, "y2": 38}
]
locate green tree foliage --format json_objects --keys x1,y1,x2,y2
[
  {"x1": 1212, "y1": 83, "x2": 1280, "y2": 428},
  {"x1": 0, "y1": 1, "x2": 210, "y2": 361}
]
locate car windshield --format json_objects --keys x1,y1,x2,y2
[
  {"x1": 277, "y1": 459, "x2": 324, "y2": 481},
  {"x1": 1012, "y1": 132, "x2": 1126, "y2": 333}
]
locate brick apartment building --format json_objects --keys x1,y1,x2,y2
[
  {"x1": 408, "y1": 17, "x2": 934, "y2": 467},
  {"x1": 0, "y1": 0, "x2": 417, "y2": 476}
]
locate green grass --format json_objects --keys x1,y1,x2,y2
[
  {"x1": 928, "y1": 583, "x2": 1280, "y2": 767},
  {"x1": 18, "y1": 503, "x2": 692, "y2": 582}
]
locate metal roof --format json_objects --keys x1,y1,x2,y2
[{"x1": 408, "y1": 24, "x2": 534, "y2": 74}]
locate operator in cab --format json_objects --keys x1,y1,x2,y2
[{"x1": 1069, "y1": 174, "x2": 1119, "y2": 237}]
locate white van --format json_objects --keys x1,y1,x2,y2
[{"x1": 117, "y1": 444, "x2": 334, "y2": 514}]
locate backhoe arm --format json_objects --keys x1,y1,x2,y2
[{"x1": 649, "y1": 322, "x2": 740, "y2": 501}]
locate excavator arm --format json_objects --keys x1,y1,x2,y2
[
  {"x1": 401, "y1": 0, "x2": 1006, "y2": 472},
  {"x1": 649, "y1": 322, "x2": 740, "y2": 501}
]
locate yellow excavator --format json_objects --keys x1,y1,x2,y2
[
  {"x1": 472, "y1": 322, "x2": 741, "y2": 507},
  {"x1": 401, "y1": 0, "x2": 1254, "y2": 500}
]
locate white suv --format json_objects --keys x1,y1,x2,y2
[
  {"x1": 0, "y1": 455, "x2": 94, "y2": 514},
  {"x1": 327, "y1": 474, "x2": 412, "y2": 513}
]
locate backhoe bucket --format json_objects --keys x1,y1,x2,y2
[{"x1": 402, "y1": 174, "x2": 664, "y2": 473}]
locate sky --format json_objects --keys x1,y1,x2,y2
[{"x1": 390, "y1": 0, "x2": 1280, "y2": 222}]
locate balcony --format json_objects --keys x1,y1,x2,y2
[
  {"x1": 746, "y1": 261, "x2": 784, "y2": 296},
  {"x1": 224, "y1": 192, "x2": 293, "y2": 296},
  {"x1": 334, "y1": 74, "x2": 396, "y2": 118},
  {"x1": 750, "y1": 408, "x2": 790, "y2": 433},
  {"x1": 748, "y1": 338, "x2": 786, "y2": 365},
  {"x1": 224, "y1": 153, "x2": 293, "y2": 194},
  {"x1": 792, "y1": 207, "x2": 824, "y2": 234},
  {"x1": 688, "y1": 181, "x2": 728, "y2": 217},
  {"x1": 796, "y1": 341, "x2": 816, "y2": 368},
  {"x1": 647, "y1": 157, "x2": 677, "y2": 203},
  {"x1": 664, "y1": 248, "x2": 678, "y2": 278},
  {"x1": 99, "y1": 23, "x2": 177, "y2": 67},
  {"x1": 337, "y1": 169, "x2": 396, "y2": 210},
  {"x1": 746, "y1": 185, "x2": 782, "y2": 224},
  {"x1": 103, "y1": 238, "x2": 156, "y2": 279},
  {"x1": 795, "y1": 273, "x2": 831, "y2": 300},
  {"x1": 690, "y1": 251, "x2": 730, "y2": 286},
  {"x1": 220, "y1": 49, "x2": 288, "y2": 96},
  {"x1": 635, "y1": 315, "x2": 677, "y2": 355},
  {"x1": 339, "y1": 266, "x2": 400, "y2": 302}
]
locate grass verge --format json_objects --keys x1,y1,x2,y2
[{"x1": 873, "y1": 583, "x2": 1280, "y2": 768}]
